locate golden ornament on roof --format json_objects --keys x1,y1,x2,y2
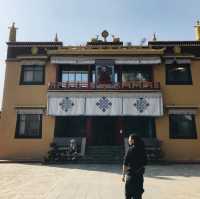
[
  {"x1": 173, "y1": 46, "x2": 181, "y2": 54},
  {"x1": 102, "y1": 30, "x2": 109, "y2": 42},
  {"x1": 31, "y1": 46, "x2": 38, "y2": 55}
]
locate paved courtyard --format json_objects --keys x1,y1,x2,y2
[{"x1": 0, "y1": 163, "x2": 200, "y2": 199}]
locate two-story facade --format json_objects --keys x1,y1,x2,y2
[{"x1": 0, "y1": 24, "x2": 200, "y2": 162}]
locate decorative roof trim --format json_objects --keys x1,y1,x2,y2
[
  {"x1": 163, "y1": 55, "x2": 195, "y2": 58},
  {"x1": 20, "y1": 60, "x2": 46, "y2": 66},
  {"x1": 17, "y1": 56, "x2": 48, "y2": 60},
  {"x1": 50, "y1": 56, "x2": 161, "y2": 65},
  {"x1": 165, "y1": 58, "x2": 191, "y2": 64},
  {"x1": 15, "y1": 106, "x2": 46, "y2": 114},
  {"x1": 165, "y1": 105, "x2": 199, "y2": 109},
  {"x1": 15, "y1": 105, "x2": 46, "y2": 109},
  {"x1": 149, "y1": 41, "x2": 200, "y2": 47},
  {"x1": 7, "y1": 41, "x2": 62, "y2": 47},
  {"x1": 166, "y1": 105, "x2": 199, "y2": 115},
  {"x1": 48, "y1": 48, "x2": 164, "y2": 56},
  {"x1": 168, "y1": 109, "x2": 197, "y2": 115}
]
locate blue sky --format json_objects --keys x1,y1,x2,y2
[{"x1": 0, "y1": 0, "x2": 200, "y2": 109}]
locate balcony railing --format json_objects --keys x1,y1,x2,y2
[{"x1": 48, "y1": 81, "x2": 161, "y2": 90}]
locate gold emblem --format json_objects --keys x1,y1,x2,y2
[
  {"x1": 173, "y1": 46, "x2": 181, "y2": 54},
  {"x1": 101, "y1": 30, "x2": 109, "y2": 42},
  {"x1": 31, "y1": 46, "x2": 38, "y2": 55}
]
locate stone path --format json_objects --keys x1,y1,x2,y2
[{"x1": 0, "y1": 163, "x2": 199, "y2": 199}]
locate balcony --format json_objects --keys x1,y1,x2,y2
[{"x1": 48, "y1": 81, "x2": 161, "y2": 91}]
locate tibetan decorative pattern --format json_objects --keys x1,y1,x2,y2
[
  {"x1": 96, "y1": 96, "x2": 112, "y2": 112},
  {"x1": 59, "y1": 97, "x2": 74, "y2": 112},
  {"x1": 133, "y1": 97, "x2": 150, "y2": 113}
]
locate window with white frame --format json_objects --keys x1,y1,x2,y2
[{"x1": 62, "y1": 71, "x2": 88, "y2": 83}]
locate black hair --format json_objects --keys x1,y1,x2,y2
[
  {"x1": 129, "y1": 133, "x2": 138, "y2": 140},
  {"x1": 129, "y1": 133, "x2": 145, "y2": 149}
]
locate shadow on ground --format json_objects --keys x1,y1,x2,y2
[{"x1": 15, "y1": 162, "x2": 200, "y2": 180}]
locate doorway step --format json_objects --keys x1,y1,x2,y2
[{"x1": 80, "y1": 145, "x2": 124, "y2": 164}]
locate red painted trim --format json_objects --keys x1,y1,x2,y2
[{"x1": 86, "y1": 117, "x2": 92, "y2": 145}]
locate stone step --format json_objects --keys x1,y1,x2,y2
[
  {"x1": 86, "y1": 152, "x2": 123, "y2": 155},
  {"x1": 87, "y1": 149, "x2": 123, "y2": 151},
  {"x1": 86, "y1": 155, "x2": 124, "y2": 158},
  {"x1": 84, "y1": 145, "x2": 124, "y2": 164},
  {"x1": 86, "y1": 154, "x2": 124, "y2": 158},
  {"x1": 87, "y1": 148, "x2": 123, "y2": 150},
  {"x1": 83, "y1": 157, "x2": 123, "y2": 161},
  {"x1": 87, "y1": 146, "x2": 123, "y2": 149}
]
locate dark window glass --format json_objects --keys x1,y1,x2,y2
[
  {"x1": 123, "y1": 117, "x2": 156, "y2": 138},
  {"x1": 169, "y1": 114, "x2": 197, "y2": 139},
  {"x1": 20, "y1": 65, "x2": 44, "y2": 85},
  {"x1": 166, "y1": 64, "x2": 192, "y2": 84},
  {"x1": 54, "y1": 117, "x2": 86, "y2": 137},
  {"x1": 15, "y1": 114, "x2": 42, "y2": 138}
]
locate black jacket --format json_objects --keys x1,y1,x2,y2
[{"x1": 123, "y1": 141, "x2": 147, "y2": 176}]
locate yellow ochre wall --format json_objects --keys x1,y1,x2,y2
[
  {"x1": 0, "y1": 61, "x2": 57, "y2": 160},
  {"x1": 0, "y1": 59, "x2": 200, "y2": 161},
  {"x1": 154, "y1": 60, "x2": 200, "y2": 161}
]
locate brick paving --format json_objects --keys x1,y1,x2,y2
[{"x1": 0, "y1": 163, "x2": 199, "y2": 199}]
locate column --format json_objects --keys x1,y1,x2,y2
[
  {"x1": 86, "y1": 117, "x2": 92, "y2": 145},
  {"x1": 116, "y1": 117, "x2": 124, "y2": 145}
]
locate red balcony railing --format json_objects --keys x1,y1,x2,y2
[{"x1": 48, "y1": 81, "x2": 161, "y2": 90}]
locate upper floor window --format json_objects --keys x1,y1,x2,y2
[
  {"x1": 166, "y1": 62, "x2": 192, "y2": 85},
  {"x1": 122, "y1": 66, "x2": 152, "y2": 82},
  {"x1": 15, "y1": 114, "x2": 42, "y2": 138},
  {"x1": 20, "y1": 65, "x2": 45, "y2": 85},
  {"x1": 169, "y1": 112, "x2": 197, "y2": 139},
  {"x1": 62, "y1": 71, "x2": 88, "y2": 83},
  {"x1": 96, "y1": 65, "x2": 114, "y2": 84}
]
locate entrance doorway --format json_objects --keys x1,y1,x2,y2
[
  {"x1": 91, "y1": 117, "x2": 117, "y2": 145},
  {"x1": 123, "y1": 117, "x2": 156, "y2": 138}
]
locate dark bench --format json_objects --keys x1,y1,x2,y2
[
  {"x1": 54, "y1": 137, "x2": 82, "y2": 152},
  {"x1": 142, "y1": 138, "x2": 163, "y2": 161},
  {"x1": 124, "y1": 138, "x2": 163, "y2": 162},
  {"x1": 44, "y1": 137, "x2": 84, "y2": 163}
]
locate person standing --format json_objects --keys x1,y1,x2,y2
[{"x1": 122, "y1": 133, "x2": 147, "y2": 199}]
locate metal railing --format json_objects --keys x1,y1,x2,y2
[{"x1": 48, "y1": 81, "x2": 161, "y2": 90}]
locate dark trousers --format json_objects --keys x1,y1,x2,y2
[{"x1": 125, "y1": 174, "x2": 144, "y2": 199}]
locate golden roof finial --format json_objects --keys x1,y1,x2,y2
[
  {"x1": 152, "y1": 32, "x2": 157, "y2": 41},
  {"x1": 8, "y1": 22, "x2": 18, "y2": 42},
  {"x1": 54, "y1": 33, "x2": 59, "y2": 42},
  {"x1": 195, "y1": 20, "x2": 200, "y2": 41}
]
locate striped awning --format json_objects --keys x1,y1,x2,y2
[{"x1": 51, "y1": 56, "x2": 161, "y2": 65}]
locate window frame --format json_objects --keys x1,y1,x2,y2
[
  {"x1": 121, "y1": 66, "x2": 153, "y2": 82},
  {"x1": 169, "y1": 114, "x2": 197, "y2": 139},
  {"x1": 20, "y1": 65, "x2": 45, "y2": 85},
  {"x1": 165, "y1": 63, "x2": 193, "y2": 85},
  {"x1": 15, "y1": 114, "x2": 42, "y2": 139},
  {"x1": 61, "y1": 71, "x2": 89, "y2": 83}
]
